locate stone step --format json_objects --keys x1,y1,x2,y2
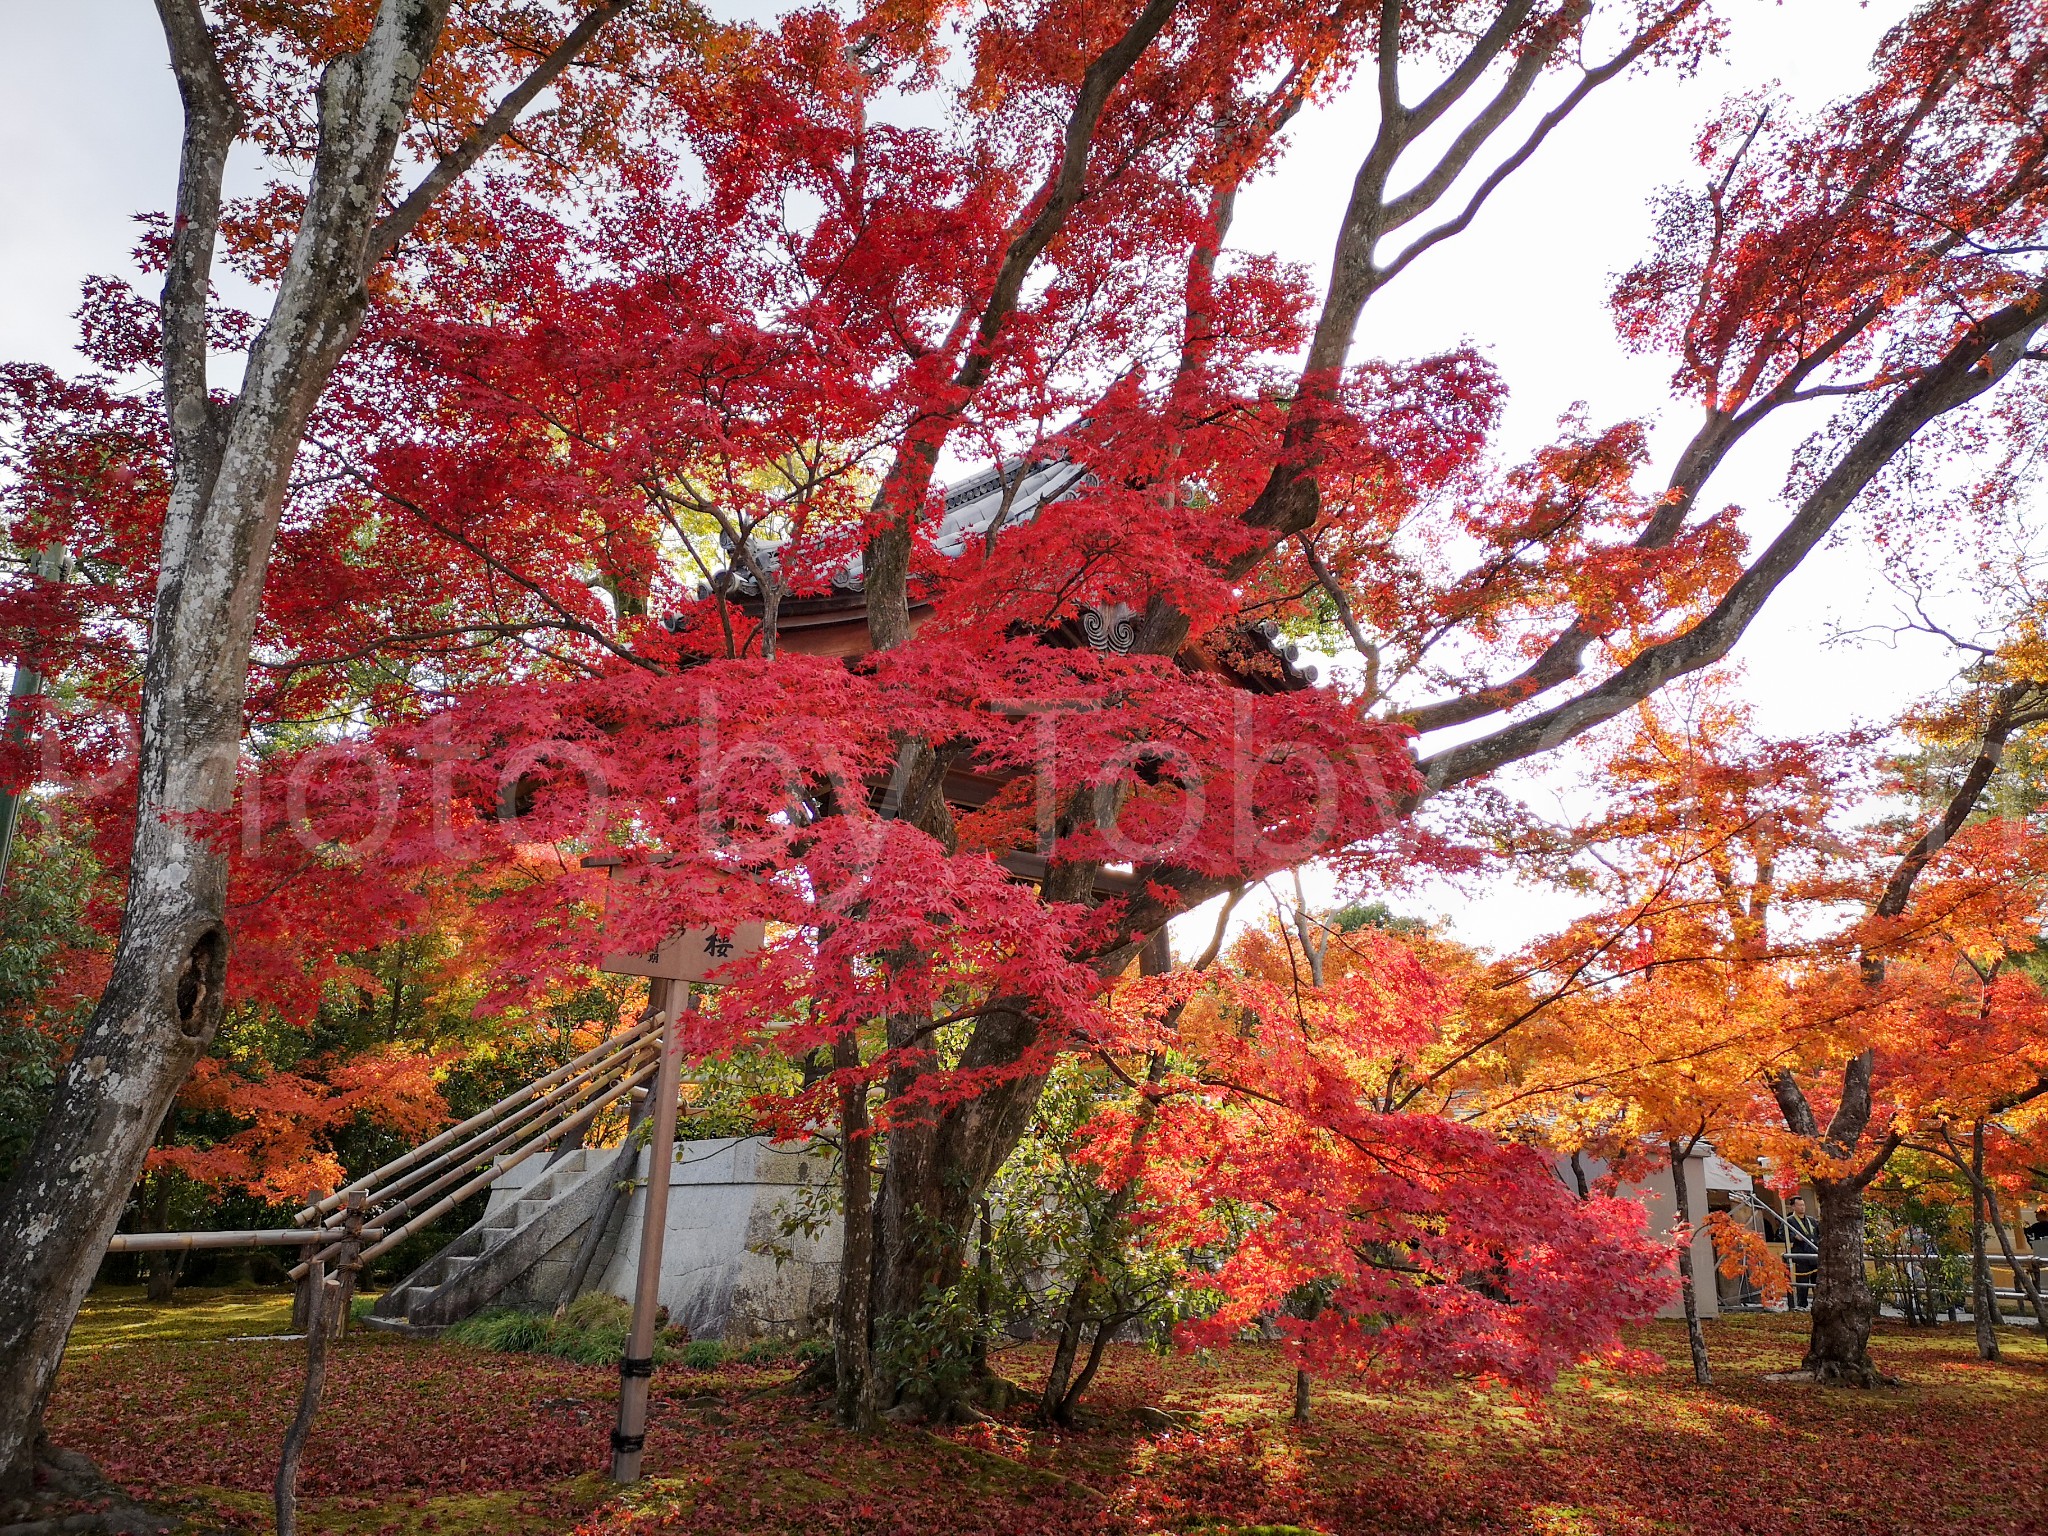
[
  {"x1": 394, "y1": 1154, "x2": 624, "y2": 1328},
  {"x1": 361, "y1": 1312, "x2": 447, "y2": 1337}
]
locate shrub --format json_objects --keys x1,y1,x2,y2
[
  {"x1": 448, "y1": 1308, "x2": 557, "y2": 1354},
  {"x1": 555, "y1": 1311, "x2": 631, "y2": 1366},
  {"x1": 562, "y1": 1292, "x2": 632, "y2": 1332},
  {"x1": 682, "y1": 1339, "x2": 728, "y2": 1370},
  {"x1": 447, "y1": 1299, "x2": 753, "y2": 1370}
]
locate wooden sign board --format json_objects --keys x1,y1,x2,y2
[
  {"x1": 601, "y1": 922, "x2": 766, "y2": 982},
  {"x1": 587, "y1": 856, "x2": 766, "y2": 982}
]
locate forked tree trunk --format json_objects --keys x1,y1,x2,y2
[
  {"x1": 869, "y1": 1005, "x2": 1058, "y2": 1390},
  {"x1": 1039, "y1": 1291, "x2": 1088, "y2": 1423},
  {"x1": 1802, "y1": 1180, "x2": 1889, "y2": 1386},
  {"x1": 1057, "y1": 1315, "x2": 1122, "y2": 1425},
  {"x1": 145, "y1": 1251, "x2": 188, "y2": 1305},
  {"x1": 1772, "y1": 1055, "x2": 1899, "y2": 1387}
]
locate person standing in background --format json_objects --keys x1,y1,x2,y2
[{"x1": 1786, "y1": 1196, "x2": 1820, "y2": 1311}]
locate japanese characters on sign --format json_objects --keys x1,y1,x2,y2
[
  {"x1": 588, "y1": 855, "x2": 766, "y2": 981},
  {"x1": 600, "y1": 922, "x2": 766, "y2": 981}
]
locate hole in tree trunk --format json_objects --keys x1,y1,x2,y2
[{"x1": 174, "y1": 926, "x2": 227, "y2": 1038}]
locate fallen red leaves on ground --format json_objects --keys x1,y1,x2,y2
[{"x1": 41, "y1": 1293, "x2": 2048, "y2": 1535}]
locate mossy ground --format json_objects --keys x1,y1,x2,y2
[{"x1": 40, "y1": 1289, "x2": 2048, "y2": 1535}]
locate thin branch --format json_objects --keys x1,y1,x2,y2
[
  {"x1": 1418, "y1": 274, "x2": 2048, "y2": 795},
  {"x1": 369, "y1": 0, "x2": 638, "y2": 263},
  {"x1": 1296, "y1": 533, "x2": 1380, "y2": 703}
]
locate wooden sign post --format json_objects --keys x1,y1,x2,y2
[
  {"x1": 609, "y1": 976, "x2": 684, "y2": 1484},
  {"x1": 593, "y1": 861, "x2": 764, "y2": 1483}
]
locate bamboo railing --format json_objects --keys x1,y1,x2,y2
[{"x1": 105, "y1": 1009, "x2": 666, "y2": 1263}]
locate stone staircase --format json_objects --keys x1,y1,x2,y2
[{"x1": 368, "y1": 1146, "x2": 629, "y2": 1330}]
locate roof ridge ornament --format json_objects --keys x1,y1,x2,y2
[{"x1": 1077, "y1": 601, "x2": 1138, "y2": 655}]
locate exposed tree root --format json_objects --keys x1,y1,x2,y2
[
  {"x1": 1763, "y1": 1361, "x2": 1903, "y2": 1389},
  {"x1": 0, "y1": 1443, "x2": 180, "y2": 1535}
]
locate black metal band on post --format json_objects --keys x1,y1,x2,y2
[
  {"x1": 619, "y1": 1355, "x2": 655, "y2": 1379},
  {"x1": 610, "y1": 1429, "x2": 646, "y2": 1455}
]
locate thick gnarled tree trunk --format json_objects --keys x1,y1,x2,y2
[
  {"x1": 1770, "y1": 1056, "x2": 1900, "y2": 1388},
  {"x1": 1802, "y1": 1179, "x2": 1887, "y2": 1386},
  {"x1": 1763, "y1": 678, "x2": 2048, "y2": 1389},
  {"x1": 0, "y1": 0, "x2": 633, "y2": 1489}
]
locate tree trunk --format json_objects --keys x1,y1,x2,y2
[
  {"x1": 832, "y1": 1034, "x2": 877, "y2": 1430},
  {"x1": 1982, "y1": 1181, "x2": 2048, "y2": 1336},
  {"x1": 1971, "y1": 1121, "x2": 2000, "y2": 1361},
  {"x1": 970, "y1": 1199, "x2": 993, "y2": 1377},
  {"x1": 275, "y1": 1260, "x2": 334, "y2": 1536},
  {"x1": 1289, "y1": 1291, "x2": 1324, "y2": 1424},
  {"x1": 1802, "y1": 1179, "x2": 1890, "y2": 1385},
  {"x1": 1057, "y1": 1314, "x2": 1121, "y2": 1425},
  {"x1": 873, "y1": 1007, "x2": 1051, "y2": 1343},
  {"x1": 1895, "y1": 1254, "x2": 1921, "y2": 1326},
  {"x1": 1668, "y1": 1143, "x2": 1711, "y2": 1386},
  {"x1": 1040, "y1": 1279, "x2": 1091, "y2": 1422},
  {"x1": 0, "y1": 0, "x2": 519, "y2": 1490},
  {"x1": 1770, "y1": 1056, "x2": 1899, "y2": 1386},
  {"x1": 0, "y1": 880, "x2": 232, "y2": 1493},
  {"x1": 145, "y1": 1250, "x2": 188, "y2": 1305},
  {"x1": 140, "y1": 1164, "x2": 181, "y2": 1303},
  {"x1": 865, "y1": 937, "x2": 1176, "y2": 1405},
  {"x1": 276, "y1": 1196, "x2": 361, "y2": 1536}
]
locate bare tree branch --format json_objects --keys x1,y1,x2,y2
[
  {"x1": 369, "y1": 0, "x2": 639, "y2": 263},
  {"x1": 863, "y1": 0, "x2": 1181, "y2": 649},
  {"x1": 1875, "y1": 679, "x2": 2044, "y2": 919},
  {"x1": 152, "y1": 1, "x2": 245, "y2": 504},
  {"x1": 1417, "y1": 276, "x2": 2048, "y2": 795}
]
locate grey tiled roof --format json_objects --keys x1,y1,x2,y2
[{"x1": 709, "y1": 457, "x2": 1086, "y2": 596}]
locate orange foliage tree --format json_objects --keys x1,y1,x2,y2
[{"x1": 1487, "y1": 672, "x2": 2048, "y2": 1383}]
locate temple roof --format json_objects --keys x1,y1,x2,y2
[{"x1": 685, "y1": 459, "x2": 1317, "y2": 691}]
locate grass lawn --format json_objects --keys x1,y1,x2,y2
[{"x1": 39, "y1": 1287, "x2": 2048, "y2": 1536}]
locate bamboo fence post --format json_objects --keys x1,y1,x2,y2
[
  {"x1": 612, "y1": 981, "x2": 684, "y2": 1484},
  {"x1": 277, "y1": 1195, "x2": 364, "y2": 1535},
  {"x1": 333, "y1": 1193, "x2": 366, "y2": 1339},
  {"x1": 291, "y1": 1187, "x2": 328, "y2": 1335}
]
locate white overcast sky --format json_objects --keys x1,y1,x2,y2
[{"x1": 0, "y1": 0, "x2": 1987, "y2": 953}]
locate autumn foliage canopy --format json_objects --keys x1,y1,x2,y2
[{"x1": 6, "y1": 0, "x2": 2048, "y2": 1398}]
